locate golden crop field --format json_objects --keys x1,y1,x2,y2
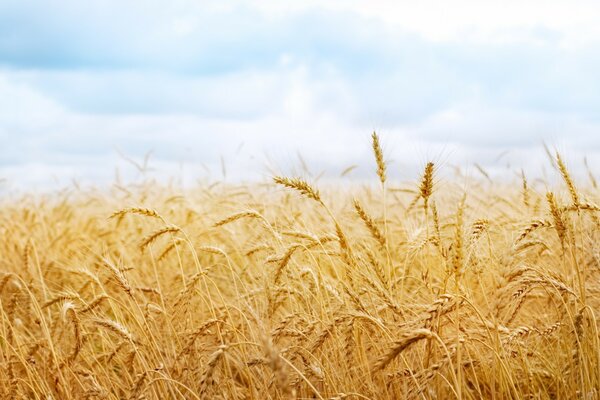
[{"x1": 1, "y1": 134, "x2": 599, "y2": 399}]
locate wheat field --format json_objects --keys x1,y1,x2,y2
[{"x1": 1, "y1": 134, "x2": 599, "y2": 399}]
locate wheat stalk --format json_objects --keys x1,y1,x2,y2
[
  {"x1": 372, "y1": 329, "x2": 434, "y2": 372},
  {"x1": 419, "y1": 162, "x2": 435, "y2": 214},
  {"x1": 371, "y1": 132, "x2": 386, "y2": 185},
  {"x1": 140, "y1": 225, "x2": 181, "y2": 250},
  {"x1": 556, "y1": 153, "x2": 580, "y2": 207},
  {"x1": 273, "y1": 176, "x2": 322, "y2": 204},
  {"x1": 353, "y1": 199, "x2": 386, "y2": 247}
]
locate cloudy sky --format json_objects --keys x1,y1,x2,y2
[{"x1": 1, "y1": 0, "x2": 600, "y2": 188}]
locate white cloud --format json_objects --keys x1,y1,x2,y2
[
  {"x1": 1, "y1": 67, "x2": 599, "y2": 191},
  {"x1": 247, "y1": 0, "x2": 600, "y2": 46},
  {"x1": 2, "y1": 1, "x2": 600, "y2": 189}
]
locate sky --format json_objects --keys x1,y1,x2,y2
[{"x1": 1, "y1": 0, "x2": 600, "y2": 189}]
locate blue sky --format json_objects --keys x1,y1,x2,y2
[{"x1": 1, "y1": 0, "x2": 600, "y2": 188}]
